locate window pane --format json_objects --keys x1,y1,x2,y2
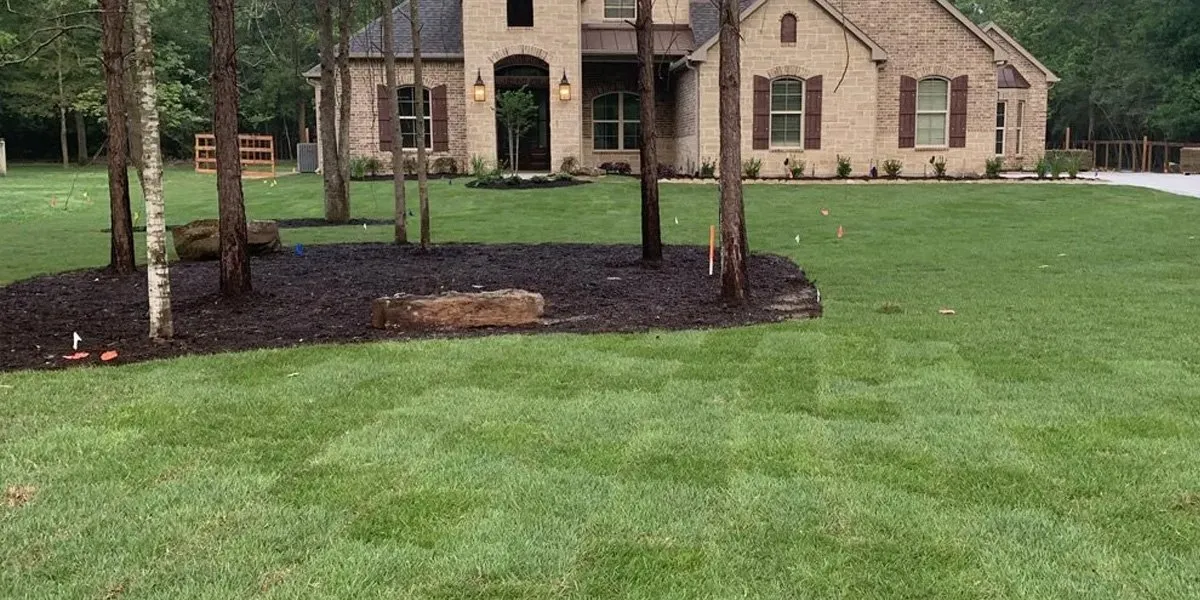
[
  {"x1": 605, "y1": 0, "x2": 636, "y2": 18},
  {"x1": 593, "y1": 95, "x2": 619, "y2": 120},
  {"x1": 622, "y1": 93, "x2": 641, "y2": 121},
  {"x1": 771, "y1": 114, "x2": 802, "y2": 146},
  {"x1": 917, "y1": 79, "x2": 948, "y2": 112},
  {"x1": 594, "y1": 122, "x2": 619, "y2": 150},
  {"x1": 397, "y1": 88, "x2": 431, "y2": 118},
  {"x1": 996, "y1": 102, "x2": 1006, "y2": 127},
  {"x1": 507, "y1": 0, "x2": 533, "y2": 26},
  {"x1": 771, "y1": 79, "x2": 803, "y2": 112},
  {"x1": 623, "y1": 122, "x2": 641, "y2": 150},
  {"x1": 916, "y1": 114, "x2": 946, "y2": 146},
  {"x1": 995, "y1": 130, "x2": 1004, "y2": 155}
]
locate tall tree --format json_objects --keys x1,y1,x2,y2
[
  {"x1": 408, "y1": 0, "x2": 430, "y2": 249},
  {"x1": 379, "y1": 0, "x2": 407, "y2": 244},
  {"x1": 635, "y1": 0, "x2": 662, "y2": 266},
  {"x1": 56, "y1": 27, "x2": 69, "y2": 167},
  {"x1": 315, "y1": 0, "x2": 348, "y2": 222},
  {"x1": 210, "y1": 0, "x2": 251, "y2": 296},
  {"x1": 717, "y1": 0, "x2": 748, "y2": 305},
  {"x1": 131, "y1": 0, "x2": 172, "y2": 339},
  {"x1": 98, "y1": 0, "x2": 136, "y2": 276},
  {"x1": 336, "y1": 0, "x2": 353, "y2": 211}
]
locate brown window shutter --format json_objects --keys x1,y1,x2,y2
[
  {"x1": 431, "y1": 85, "x2": 449, "y2": 152},
  {"x1": 803, "y1": 75, "x2": 822, "y2": 150},
  {"x1": 949, "y1": 75, "x2": 968, "y2": 148},
  {"x1": 378, "y1": 84, "x2": 393, "y2": 151},
  {"x1": 781, "y1": 14, "x2": 797, "y2": 44},
  {"x1": 753, "y1": 76, "x2": 770, "y2": 150},
  {"x1": 899, "y1": 76, "x2": 916, "y2": 148}
]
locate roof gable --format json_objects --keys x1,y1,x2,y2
[
  {"x1": 982, "y1": 22, "x2": 1060, "y2": 83},
  {"x1": 347, "y1": 0, "x2": 463, "y2": 57},
  {"x1": 690, "y1": 0, "x2": 888, "y2": 62}
]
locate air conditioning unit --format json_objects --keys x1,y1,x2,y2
[{"x1": 297, "y1": 143, "x2": 318, "y2": 173}]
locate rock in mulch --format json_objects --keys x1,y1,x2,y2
[
  {"x1": 172, "y1": 219, "x2": 282, "y2": 262},
  {"x1": 372, "y1": 289, "x2": 545, "y2": 329}
]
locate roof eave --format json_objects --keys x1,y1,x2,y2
[{"x1": 982, "y1": 22, "x2": 1059, "y2": 83}]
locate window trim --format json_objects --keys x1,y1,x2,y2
[
  {"x1": 780, "y1": 13, "x2": 797, "y2": 45},
  {"x1": 592, "y1": 92, "x2": 641, "y2": 151},
  {"x1": 603, "y1": 0, "x2": 637, "y2": 20},
  {"x1": 1014, "y1": 100, "x2": 1025, "y2": 156},
  {"x1": 915, "y1": 77, "x2": 950, "y2": 149},
  {"x1": 769, "y1": 77, "x2": 805, "y2": 149},
  {"x1": 397, "y1": 86, "x2": 433, "y2": 151},
  {"x1": 995, "y1": 101, "x2": 1006, "y2": 156}
]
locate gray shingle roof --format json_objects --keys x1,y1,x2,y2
[
  {"x1": 348, "y1": 0, "x2": 463, "y2": 56},
  {"x1": 690, "y1": 0, "x2": 756, "y2": 48}
]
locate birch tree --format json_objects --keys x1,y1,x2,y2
[
  {"x1": 379, "y1": 0, "x2": 407, "y2": 244},
  {"x1": 408, "y1": 0, "x2": 430, "y2": 249},
  {"x1": 718, "y1": 0, "x2": 748, "y2": 305},
  {"x1": 130, "y1": 0, "x2": 172, "y2": 339}
]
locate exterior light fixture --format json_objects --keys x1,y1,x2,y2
[
  {"x1": 558, "y1": 70, "x2": 572, "y2": 101},
  {"x1": 473, "y1": 69, "x2": 487, "y2": 102}
]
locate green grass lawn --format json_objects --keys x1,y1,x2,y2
[{"x1": 3, "y1": 165, "x2": 1200, "y2": 598}]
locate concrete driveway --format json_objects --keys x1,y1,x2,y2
[{"x1": 1096, "y1": 172, "x2": 1200, "y2": 199}]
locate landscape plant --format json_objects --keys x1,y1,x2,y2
[
  {"x1": 836, "y1": 155, "x2": 853, "y2": 178},
  {"x1": 985, "y1": 157, "x2": 1003, "y2": 179},
  {"x1": 931, "y1": 156, "x2": 948, "y2": 178},
  {"x1": 495, "y1": 88, "x2": 538, "y2": 173},
  {"x1": 789, "y1": 157, "x2": 806, "y2": 179},
  {"x1": 883, "y1": 159, "x2": 903, "y2": 178},
  {"x1": 742, "y1": 157, "x2": 762, "y2": 179}
]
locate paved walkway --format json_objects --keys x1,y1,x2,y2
[{"x1": 1096, "y1": 172, "x2": 1200, "y2": 199}]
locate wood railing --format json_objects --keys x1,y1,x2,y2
[{"x1": 194, "y1": 134, "x2": 276, "y2": 178}]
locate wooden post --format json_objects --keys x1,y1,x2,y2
[
  {"x1": 1142, "y1": 136, "x2": 1150, "y2": 172},
  {"x1": 1064, "y1": 127, "x2": 1071, "y2": 150},
  {"x1": 1118, "y1": 143, "x2": 1124, "y2": 171},
  {"x1": 0, "y1": 138, "x2": 7, "y2": 176}
]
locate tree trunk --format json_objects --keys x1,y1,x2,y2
[
  {"x1": 336, "y1": 0, "x2": 353, "y2": 213},
  {"x1": 131, "y1": 0, "x2": 173, "y2": 339},
  {"x1": 380, "y1": 0, "x2": 407, "y2": 244},
  {"x1": 409, "y1": 0, "x2": 430, "y2": 249},
  {"x1": 717, "y1": 0, "x2": 748, "y2": 306},
  {"x1": 210, "y1": 0, "x2": 251, "y2": 296},
  {"x1": 74, "y1": 111, "x2": 88, "y2": 165},
  {"x1": 298, "y1": 99, "x2": 307, "y2": 143},
  {"x1": 123, "y1": 17, "x2": 145, "y2": 186},
  {"x1": 636, "y1": 0, "x2": 662, "y2": 266},
  {"x1": 57, "y1": 32, "x2": 69, "y2": 169},
  {"x1": 99, "y1": 0, "x2": 136, "y2": 276},
  {"x1": 316, "y1": 0, "x2": 348, "y2": 222}
]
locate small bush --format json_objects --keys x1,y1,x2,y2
[
  {"x1": 505, "y1": 175, "x2": 523, "y2": 187},
  {"x1": 552, "y1": 172, "x2": 574, "y2": 182},
  {"x1": 931, "y1": 156, "x2": 947, "y2": 178},
  {"x1": 657, "y1": 163, "x2": 679, "y2": 179},
  {"x1": 402, "y1": 156, "x2": 418, "y2": 176},
  {"x1": 836, "y1": 155, "x2": 852, "y2": 178},
  {"x1": 349, "y1": 156, "x2": 368, "y2": 179},
  {"x1": 699, "y1": 158, "x2": 716, "y2": 179},
  {"x1": 882, "y1": 159, "x2": 903, "y2": 178},
  {"x1": 432, "y1": 156, "x2": 459, "y2": 176},
  {"x1": 560, "y1": 156, "x2": 579, "y2": 175},
  {"x1": 529, "y1": 175, "x2": 549, "y2": 184},
  {"x1": 470, "y1": 155, "x2": 489, "y2": 177},
  {"x1": 985, "y1": 157, "x2": 1003, "y2": 179},
  {"x1": 1045, "y1": 149, "x2": 1094, "y2": 172},
  {"x1": 1049, "y1": 154, "x2": 1066, "y2": 179},
  {"x1": 363, "y1": 156, "x2": 383, "y2": 177},
  {"x1": 742, "y1": 157, "x2": 763, "y2": 179},
  {"x1": 1065, "y1": 153, "x2": 1082, "y2": 179},
  {"x1": 599, "y1": 161, "x2": 632, "y2": 175},
  {"x1": 1035, "y1": 156, "x2": 1050, "y2": 179}
]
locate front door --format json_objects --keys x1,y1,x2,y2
[{"x1": 496, "y1": 87, "x2": 551, "y2": 172}]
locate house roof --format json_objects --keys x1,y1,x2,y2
[
  {"x1": 581, "y1": 23, "x2": 695, "y2": 57},
  {"x1": 689, "y1": 0, "x2": 888, "y2": 63},
  {"x1": 997, "y1": 64, "x2": 1031, "y2": 89},
  {"x1": 982, "y1": 22, "x2": 1060, "y2": 83},
  {"x1": 347, "y1": 0, "x2": 463, "y2": 57}
]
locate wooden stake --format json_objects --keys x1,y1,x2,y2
[
  {"x1": 1143, "y1": 136, "x2": 1150, "y2": 172},
  {"x1": 1064, "y1": 127, "x2": 1071, "y2": 150},
  {"x1": 708, "y1": 225, "x2": 715, "y2": 276}
]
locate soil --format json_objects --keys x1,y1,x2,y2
[
  {"x1": 105, "y1": 217, "x2": 412, "y2": 233},
  {"x1": 466, "y1": 179, "x2": 591, "y2": 190},
  {"x1": 0, "y1": 244, "x2": 821, "y2": 372},
  {"x1": 349, "y1": 173, "x2": 458, "y2": 182}
]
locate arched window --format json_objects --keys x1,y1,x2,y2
[
  {"x1": 398, "y1": 86, "x2": 432, "y2": 150},
  {"x1": 770, "y1": 78, "x2": 804, "y2": 148},
  {"x1": 592, "y1": 92, "x2": 640, "y2": 150},
  {"x1": 780, "y1": 13, "x2": 797, "y2": 44},
  {"x1": 916, "y1": 78, "x2": 949, "y2": 147}
]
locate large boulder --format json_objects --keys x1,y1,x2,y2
[
  {"x1": 371, "y1": 289, "x2": 545, "y2": 330},
  {"x1": 172, "y1": 219, "x2": 282, "y2": 262}
]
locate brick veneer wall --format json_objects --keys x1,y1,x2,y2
[
  {"x1": 581, "y1": 0, "x2": 689, "y2": 25},
  {"x1": 581, "y1": 62, "x2": 677, "y2": 171},
  {"x1": 673, "y1": 67, "x2": 699, "y2": 173},
  {"x1": 987, "y1": 30, "x2": 1050, "y2": 171}
]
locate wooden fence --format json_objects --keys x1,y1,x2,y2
[
  {"x1": 1057, "y1": 128, "x2": 1190, "y2": 173},
  {"x1": 194, "y1": 134, "x2": 276, "y2": 178}
]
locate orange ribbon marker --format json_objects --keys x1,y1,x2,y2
[
  {"x1": 837, "y1": 225, "x2": 845, "y2": 239},
  {"x1": 708, "y1": 225, "x2": 716, "y2": 276}
]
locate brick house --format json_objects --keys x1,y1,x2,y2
[{"x1": 304, "y1": 0, "x2": 1057, "y2": 177}]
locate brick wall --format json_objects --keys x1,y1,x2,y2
[
  {"x1": 987, "y1": 30, "x2": 1050, "y2": 170},
  {"x1": 581, "y1": 62, "x2": 677, "y2": 170},
  {"x1": 695, "y1": 0, "x2": 879, "y2": 177},
  {"x1": 581, "y1": 0, "x2": 689, "y2": 25},
  {"x1": 674, "y1": 66, "x2": 699, "y2": 173}
]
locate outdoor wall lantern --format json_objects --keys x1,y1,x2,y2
[
  {"x1": 473, "y1": 69, "x2": 487, "y2": 102},
  {"x1": 558, "y1": 70, "x2": 572, "y2": 102}
]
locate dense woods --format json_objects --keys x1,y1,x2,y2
[{"x1": 0, "y1": 0, "x2": 1197, "y2": 161}]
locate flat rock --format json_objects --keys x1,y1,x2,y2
[
  {"x1": 172, "y1": 219, "x2": 282, "y2": 262},
  {"x1": 371, "y1": 289, "x2": 545, "y2": 330}
]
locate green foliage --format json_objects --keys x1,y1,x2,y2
[
  {"x1": 1049, "y1": 154, "x2": 1066, "y2": 179},
  {"x1": 349, "y1": 156, "x2": 369, "y2": 179},
  {"x1": 495, "y1": 89, "x2": 538, "y2": 171},
  {"x1": 403, "y1": 156, "x2": 418, "y2": 176},
  {"x1": 789, "y1": 158, "x2": 806, "y2": 179},
  {"x1": 699, "y1": 158, "x2": 716, "y2": 179},
  {"x1": 883, "y1": 159, "x2": 903, "y2": 178},
  {"x1": 470, "y1": 155, "x2": 490, "y2": 177},
  {"x1": 1045, "y1": 150, "x2": 1094, "y2": 172},
  {"x1": 560, "y1": 156, "x2": 579, "y2": 174},
  {"x1": 931, "y1": 156, "x2": 947, "y2": 178},
  {"x1": 985, "y1": 157, "x2": 1004, "y2": 179},
  {"x1": 364, "y1": 156, "x2": 383, "y2": 177},
  {"x1": 431, "y1": 157, "x2": 458, "y2": 175},
  {"x1": 836, "y1": 155, "x2": 853, "y2": 178},
  {"x1": 742, "y1": 157, "x2": 762, "y2": 179},
  {"x1": 1035, "y1": 156, "x2": 1051, "y2": 179}
]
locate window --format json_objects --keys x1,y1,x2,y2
[
  {"x1": 593, "y1": 92, "x2": 640, "y2": 150},
  {"x1": 398, "y1": 87, "x2": 432, "y2": 150},
  {"x1": 1014, "y1": 100, "x2": 1025, "y2": 155},
  {"x1": 604, "y1": 0, "x2": 636, "y2": 19},
  {"x1": 507, "y1": 0, "x2": 533, "y2": 27},
  {"x1": 995, "y1": 102, "x2": 1006, "y2": 155},
  {"x1": 770, "y1": 78, "x2": 804, "y2": 148},
  {"x1": 916, "y1": 78, "x2": 949, "y2": 147},
  {"x1": 781, "y1": 13, "x2": 797, "y2": 44}
]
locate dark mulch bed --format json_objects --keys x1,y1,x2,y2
[
  {"x1": 466, "y1": 179, "x2": 591, "y2": 190},
  {"x1": 0, "y1": 244, "x2": 820, "y2": 372},
  {"x1": 350, "y1": 173, "x2": 458, "y2": 182},
  {"x1": 104, "y1": 217, "x2": 405, "y2": 233}
]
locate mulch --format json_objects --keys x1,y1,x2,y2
[{"x1": 0, "y1": 244, "x2": 821, "y2": 372}]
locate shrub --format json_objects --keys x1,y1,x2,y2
[
  {"x1": 432, "y1": 156, "x2": 458, "y2": 175},
  {"x1": 1065, "y1": 153, "x2": 1082, "y2": 179},
  {"x1": 882, "y1": 159, "x2": 903, "y2": 178},
  {"x1": 930, "y1": 156, "x2": 947, "y2": 178},
  {"x1": 599, "y1": 161, "x2": 632, "y2": 175},
  {"x1": 836, "y1": 155, "x2": 852, "y2": 178},
  {"x1": 363, "y1": 156, "x2": 383, "y2": 177},
  {"x1": 789, "y1": 159, "x2": 806, "y2": 179},
  {"x1": 349, "y1": 156, "x2": 368, "y2": 179},
  {"x1": 470, "y1": 154, "x2": 489, "y2": 177},
  {"x1": 1035, "y1": 156, "x2": 1050, "y2": 179},
  {"x1": 402, "y1": 156, "x2": 418, "y2": 176},
  {"x1": 505, "y1": 174, "x2": 523, "y2": 187},
  {"x1": 699, "y1": 158, "x2": 716, "y2": 179},
  {"x1": 984, "y1": 157, "x2": 1003, "y2": 179},
  {"x1": 742, "y1": 157, "x2": 763, "y2": 179},
  {"x1": 529, "y1": 175, "x2": 549, "y2": 184},
  {"x1": 552, "y1": 172, "x2": 574, "y2": 182},
  {"x1": 1048, "y1": 154, "x2": 1066, "y2": 179},
  {"x1": 1045, "y1": 149, "x2": 1094, "y2": 172},
  {"x1": 560, "y1": 156, "x2": 579, "y2": 174},
  {"x1": 657, "y1": 163, "x2": 680, "y2": 179}
]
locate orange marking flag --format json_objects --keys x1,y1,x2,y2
[
  {"x1": 101, "y1": 351, "x2": 119, "y2": 362},
  {"x1": 836, "y1": 225, "x2": 845, "y2": 239}
]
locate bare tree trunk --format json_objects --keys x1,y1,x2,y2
[
  {"x1": 718, "y1": 0, "x2": 748, "y2": 305},
  {"x1": 123, "y1": 17, "x2": 144, "y2": 186},
  {"x1": 408, "y1": 0, "x2": 430, "y2": 249},
  {"x1": 74, "y1": 111, "x2": 88, "y2": 165},
  {"x1": 131, "y1": 0, "x2": 172, "y2": 339},
  {"x1": 298, "y1": 99, "x2": 307, "y2": 143},
  {"x1": 636, "y1": 0, "x2": 662, "y2": 266},
  {"x1": 56, "y1": 31, "x2": 69, "y2": 169},
  {"x1": 210, "y1": 0, "x2": 251, "y2": 296},
  {"x1": 316, "y1": 0, "x2": 348, "y2": 222},
  {"x1": 380, "y1": 0, "x2": 407, "y2": 244},
  {"x1": 99, "y1": 0, "x2": 136, "y2": 276},
  {"x1": 336, "y1": 0, "x2": 353, "y2": 212}
]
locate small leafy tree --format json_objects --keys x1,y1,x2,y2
[{"x1": 495, "y1": 88, "x2": 537, "y2": 173}]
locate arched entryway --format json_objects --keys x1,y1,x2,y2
[{"x1": 494, "y1": 55, "x2": 551, "y2": 171}]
